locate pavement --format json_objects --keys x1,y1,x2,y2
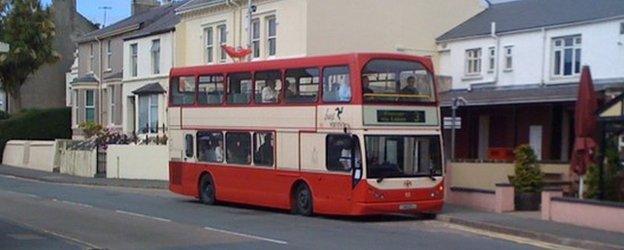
[{"x1": 1, "y1": 164, "x2": 624, "y2": 249}]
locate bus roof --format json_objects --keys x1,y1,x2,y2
[{"x1": 169, "y1": 53, "x2": 434, "y2": 77}]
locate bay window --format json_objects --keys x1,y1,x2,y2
[
  {"x1": 138, "y1": 94, "x2": 159, "y2": 134},
  {"x1": 85, "y1": 90, "x2": 95, "y2": 122}
]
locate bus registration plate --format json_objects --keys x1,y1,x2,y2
[{"x1": 399, "y1": 204, "x2": 418, "y2": 211}]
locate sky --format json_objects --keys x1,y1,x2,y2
[
  {"x1": 38, "y1": 0, "x2": 519, "y2": 28},
  {"x1": 41, "y1": 0, "x2": 132, "y2": 27}
]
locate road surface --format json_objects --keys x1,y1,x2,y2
[{"x1": 0, "y1": 174, "x2": 551, "y2": 249}]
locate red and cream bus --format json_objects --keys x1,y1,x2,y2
[{"x1": 168, "y1": 53, "x2": 444, "y2": 216}]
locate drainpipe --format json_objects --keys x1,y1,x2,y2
[
  {"x1": 490, "y1": 22, "x2": 500, "y2": 84},
  {"x1": 540, "y1": 27, "x2": 547, "y2": 85},
  {"x1": 96, "y1": 37, "x2": 103, "y2": 126},
  {"x1": 247, "y1": 0, "x2": 253, "y2": 61}
]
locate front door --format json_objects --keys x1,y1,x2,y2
[{"x1": 529, "y1": 125, "x2": 543, "y2": 160}]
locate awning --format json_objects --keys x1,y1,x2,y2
[
  {"x1": 440, "y1": 84, "x2": 578, "y2": 107},
  {"x1": 440, "y1": 79, "x2": 624, "y2": 107},
  {"x1": 71, "y1": 75, "x2": 99, "y2": 85},
  {"x1": 132, "y1": 82, "x2": 165, "y2": 95}
]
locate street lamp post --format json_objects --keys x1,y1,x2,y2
[{"x1": 451, "y1": 97, "x2": 467, "y2": 161}]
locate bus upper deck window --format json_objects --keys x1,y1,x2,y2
[
  {"x1": 362, "y1": 59, "x2": 435, "y2": 103},
  {"x1": 171, "y1": 76, "x2": 196, "y2": 105},
  {"x1": 198, "y1": 75, "x2": 224, "y2": 105},
  {"x1": 323, "y1": 66, "x2": 350, "y2": 103},
  {"x1": 227, "y1": 73, "x2": 252, "y2": 104},
  {"x1": 285, "y1": 68, "x2": 319, "y2": 103},
  {"x1": 254, "y1": 71, "x2": 282, "y2": 104}
]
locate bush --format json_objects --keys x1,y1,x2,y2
[
  {"x1": 0, "y1": 110, "x2": 9, "y2": 120},
  {"x1": 0, "y1": 108, "x2": 71, "y2": 162},
  {"x1": 585, "y1": 144, "x2": 623, "y2": 201},
  {"x1": 509, "y1": 144, "x2": 544, "y2": 193},
  {"x1": 78, "y1": 121, "x2": 103, "y2": 138}
]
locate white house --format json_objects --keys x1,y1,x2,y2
[
  {"x1": 122, "y1": 2, "x2": 181, "y2": 135},
  {"x1": 436, "y1": 0, "x2": 624, "y2": 161}
]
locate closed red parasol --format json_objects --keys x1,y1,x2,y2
[
  {"x1": 221, "y1": 45, "x2": 251, "y2": 59},
  {"x1": 570, "y1": 66, "x2": 598, "y2": 176}
]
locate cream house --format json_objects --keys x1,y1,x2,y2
[
  {"x1": 174, "y1": 0, "x2": 487, "y2": 68},
  {"x1": 122, "y1": 3, "x2": 182, "y2": 136}
]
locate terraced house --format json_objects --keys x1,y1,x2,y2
[
  {"x1": 71, "y1": 0, "x2": 183, "y2": 139},
  {"x1": 437, "y1": 0, "x2": 624, "y2": 162},
  {"x1": 174, "y1": 0, "x2": 487, "y2": 69}
]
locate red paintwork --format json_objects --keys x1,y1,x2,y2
[
  {"x1": 169, "y1": 161, "x2": 444, "y2": 216},
  {"x1": 169, "y1": 53, "x2": 438, "y2": 108}
]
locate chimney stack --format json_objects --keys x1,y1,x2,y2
[{"x1": 132, "y1": 0, "x2": 160, "y2": 16}]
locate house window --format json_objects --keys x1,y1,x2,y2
[
  {"x1": 85, "y1": 90, "x2": 95, "y2": 122},
  {"x1": 130, "y1": 43, "x2": 138, "y2": 77},
  {"x1": 138, "y1": 94, "x2": 158, "y2": 133},
  {"x1": 89, "y1": 43, "x2": 95, "y2": 72},
  {"x1": 251, "y1": 19, "x2": 260, "y2": 58},
  {"x1": 552, "y1": 35, "x2": 581, "y2": 77},
  {"x1": 204, "y1": 27, "x2": 213, "y2": 63},
  {"x1": 487, "y1": 47, "x2": 495, "y2": 73},
  {"x1": 620, "y1": 22, "x2": 624, "y2": 35},
  {"x1": 504, "y1": 46, "x2": 513, "y2": 71},
  {"x1": 465, "y1": 48, "x2": 481, "y2": 75},
  {"x1": 106, "y1": 40, "x2": 112, "y2": 71},
  {"x1": 266, "y1": 16, "x2": 276, "y2": 56},
  {"x1": 151, "y1": 39, "x2": 161, "y2": 75},
  {"x1": 217, "y1": 24, "x2": 227, "y2": 62}
]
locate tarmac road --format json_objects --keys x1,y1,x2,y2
[{"x1": 0, "y1": 174, "x2": 544, "y2": 249}]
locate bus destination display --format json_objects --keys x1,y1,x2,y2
[{"x1": 376, "y1": 110, "x2": 425, "y2": 123}]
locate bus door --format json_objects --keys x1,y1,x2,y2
[{"x1": 323, "y1": 134, "x2": 360, "y2": 206}]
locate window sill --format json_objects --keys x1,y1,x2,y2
[
  {"x1": 462, "y1": 75, "x2": 483, "y2": 81},
  {"x1": 104, "y1": 69, "x2": 112, "y2": 73},
  {"x1": 503, "y1": 69, "x2": 513, "y2": 73}
]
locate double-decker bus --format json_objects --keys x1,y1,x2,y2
[{"x1": 168, "y1": 53, "x2": 444, "y2": 216}]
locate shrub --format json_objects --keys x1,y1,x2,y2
[
  {"x1": 0, "y1": 108, "x2": 71, "y2": 162},
  {"x1": 0, "y1": 110, "x2": 9, "y2": 120},
  {"x1": 509, "y1": 144, "x2": 544, "y2": 193},
  {"x1": 585, "y1": 144, "x2": 623, "y2": 201},
  {"x1": 78, "y1": 121, "x2": 103, "y2": 138}
]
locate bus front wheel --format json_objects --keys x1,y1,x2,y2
[
  {"x1": 293, "y1": 184, "x2": 313, "y2": 216},
  {"x1": 199, "y1": 174, "x2": 216, "y2": 205}
]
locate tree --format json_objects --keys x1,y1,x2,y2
[{"x1": 0, "y1": 0, "x2": 58, "y2": 112}]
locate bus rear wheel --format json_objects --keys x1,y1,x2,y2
[
  {"x1": 293, "y1": 184, "x2": 313, "y2": 216},
  {"x1": 199, "y1": 174, "x2": 216, "y2": 205}
]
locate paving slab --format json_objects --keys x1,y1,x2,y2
[
  {"x1": 439, "y1": 205, "x2": 624, "y2": 250},
  {"x1": 0, "y1": 165, "x2": 167, "y2": 189}
]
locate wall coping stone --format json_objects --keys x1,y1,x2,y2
[
  {"x1": 450, "y1": 186, "x2": 495, "y2": 194},
  {"x1": 552, "y1": 197, "x2": 624, "y2": 209},
  {"x1": 495, "y1": 183, "x2": 513, "y2": 187}
]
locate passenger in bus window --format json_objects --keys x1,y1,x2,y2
[
  {"x1": 338, "y1": 79, "x2": 351, "y2": 101},
  {"x1": 255, "y1": 133, "x2": 274, "y2": 166},
  {"x1": 214, "y1": 139, "x2": 224, "y2": 162},
  {"x1": 284, "y1": 79, "x2": 296, "y2": 98},
  {"x1": 401, "y1": 76, "x2": 419, "y2": 95},
  {"x1": 362, "y1": 76, "x2": 373, "y2": 94},
  {"x1": 227, "y1": 136, "x2": 250, "y2": 164},
  {"x1": 261, "y1": 79, "x2": 278, "y2": 103}
]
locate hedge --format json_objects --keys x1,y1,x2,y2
[{"x1": 0, "y1": 108, "x2": 71, "y2": 162}]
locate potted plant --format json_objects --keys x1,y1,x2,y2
[{"x1": 509, "y1": 144, "x2": 544, "y2": 211}]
